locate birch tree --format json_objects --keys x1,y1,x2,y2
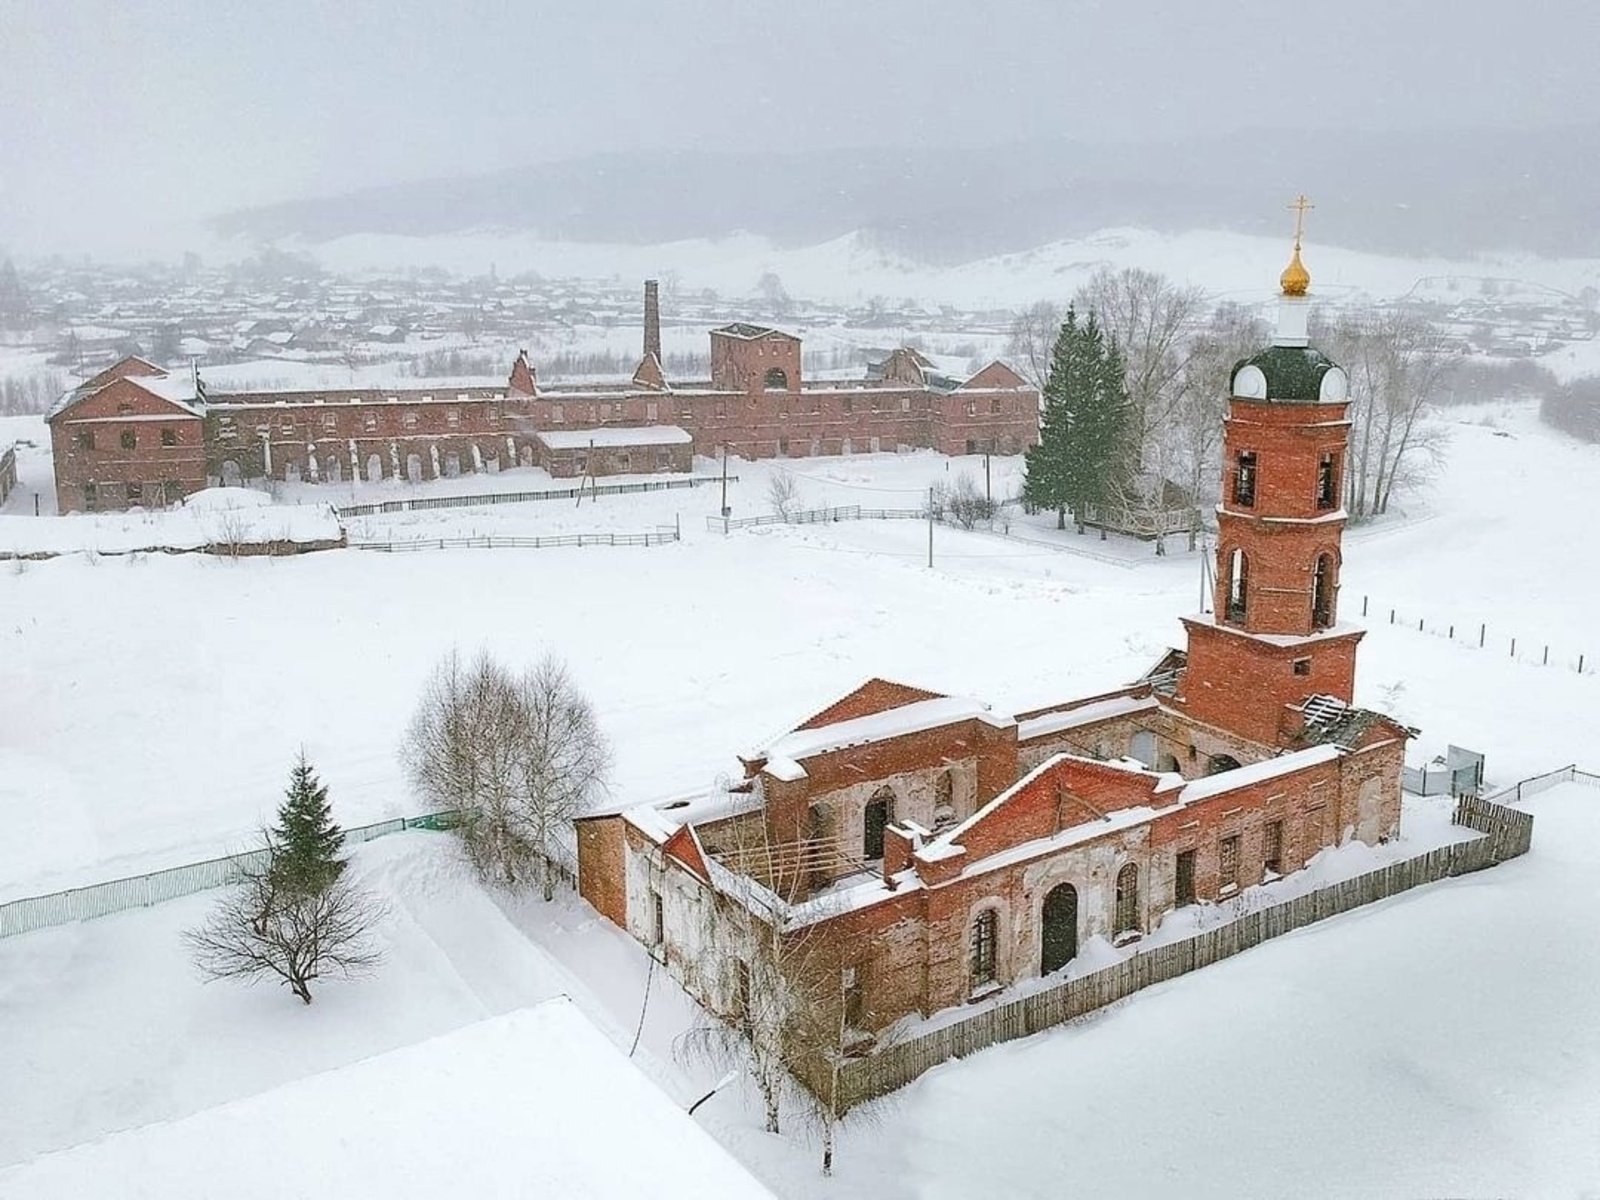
[
  {"x1": 402, "y1": 650, "x2": 611, "y2": 898},
  {"x1": 1312, "y1": 307, "x2": 1455, "y2": 517}
]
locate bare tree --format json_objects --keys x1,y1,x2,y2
[
  {"x1": 1074, "y1": 267, "x2": 1206, "y2": 464},
  {"x1": 766, "y1": 470, "x2": 802, "y2": 520},
  {"x1": 1170, "y1": 301, "x2": 1271, "y2": 548},
  {"x1": 1312, "y1": 306, "x2": 1455, "y2": 517},
  {"x1": 682, "y1": 807, "x2": 856, "y2": 1173},
  {"x1": 517, "y1": 656, "x2": 612, "y2": 900},
  {"x1": 1003, "y1": 300, "x2": 1063, "y2": 391},
  {"x1": 402, "y1": 650, "x2": 611, "y2": 899},
  {"x1": 185, "y1": 854, "x2": 385, "y2": 1006},
  {"x1": 933, "y1": 471, "x2": 998, "y2": 530}
]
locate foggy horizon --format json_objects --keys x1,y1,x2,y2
[{"x1": 5, "y1": 0, "x2": 1599, "y2": 260}]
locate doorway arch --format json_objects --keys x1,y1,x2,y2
[{"x1": 1040, "y1": 883, "x2": 1079, "y2": 975}]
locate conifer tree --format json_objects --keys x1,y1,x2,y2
[
  {"x1": 1066, "y1": 321, "x2": 1133, "y2": 537},
  {"x1": 269, "y1": 752, "x2": 346, "y2": 897},
  {"x1": 1023, "y1": 308, "x2": 1131, "y2": 532},
  {"x1": 1022, "y1": 308, "x2": 1084, "y2": 528}
]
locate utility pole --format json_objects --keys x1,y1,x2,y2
[
  {"x1": 927, "y1": 485, "x2": 934, "y2": 568},
  {"x1": 720, "y1": 443, "x2": 729, "y2": 518}
]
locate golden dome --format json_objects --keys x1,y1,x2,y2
[{"x1": 1280, "y1": 243, "x2": 1310, "y2": 297}]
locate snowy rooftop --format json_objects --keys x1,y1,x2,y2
[
  {"x1": 1016, "y1": 694, "x2": 1160, "y2": 741},
  {"x1": 753, "y1": 695, "x2": 1011, "y2": 780},
  {"x1": 535, "y1": 424, "x2": 693, "y2": 450},
  {"x1": 0, "y1": 998, "x2": 776, "y2": 1200}
]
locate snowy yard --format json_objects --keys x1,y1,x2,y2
[{"x1": 2, "y1": 398, "x2": 1598, "y2": 1196}]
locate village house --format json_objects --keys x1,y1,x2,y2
[
  {"x1": 574, "y1": 236, "x2": 1413, "y2": 1043},
  {"x1": 45, "y1": 279, "x2": 1038, "y2": 512}
]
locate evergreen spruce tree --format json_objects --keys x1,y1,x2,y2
[
  {"x1": 1023, "y1": 308, "x2": 1131, "y2": 533},
  {"x1": 1023, "y1": 307, "x2": 1086, "y2": 529},
  {"x1": 269, "y1": 752, "x2": 346, "y2": 897},
  {"x1": 1068, "y1": 323, "x2": 1133, "y2": 538}
]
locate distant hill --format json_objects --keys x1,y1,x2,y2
[{"x1": 212, "y1": 125, "x2": 1600, "y2": 264}]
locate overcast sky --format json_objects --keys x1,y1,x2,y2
[{"x1": 2, "y1": 0, "x2": 1592, "y2": 259}]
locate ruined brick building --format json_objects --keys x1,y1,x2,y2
[
  {"x1": 575, "y1": 234, "x2": 1413, "y2": 1039},
  {"x1": 44, "y1": 280, "x2": 1038, "y2": 513}
]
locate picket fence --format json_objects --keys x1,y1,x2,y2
[
  {"x1": 833, "y1": 792, "x2": 1536, "y2": 1111},
  {"x1": 338, "y1": 474, "x2": 733, "y2": 518},
  {"x1": 0, "y1": 811, "x2": 458, "y2": 939}
]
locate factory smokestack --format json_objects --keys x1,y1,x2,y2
[{"x1": 643, "y1": 279, "x2": 662, "y2": 364}]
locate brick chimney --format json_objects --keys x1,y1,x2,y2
[{"x1": 643, "y1": 279, "x2": 662, "y2": 364}]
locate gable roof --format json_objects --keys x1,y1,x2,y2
[
  {"x1": 48, "y1": 369, "x2": 205, "y2": 421},
  {"x1": 958, "y1": 360, "x2": 1029, "y2": 391},
  {"x1": 795, "y1": 678, "x2": 947, "y2": 731}
]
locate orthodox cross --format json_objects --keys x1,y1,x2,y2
[{"x1": 1289, "y1": 193, "x2": 1315, "y2": 247}]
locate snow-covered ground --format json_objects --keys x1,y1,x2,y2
[
  {"x1": 0, "y1": 991, "x2": 775, "y2": 1200},
  {"x1": 1, "y1": 396, "x2": 1596, "y2": 1196}
]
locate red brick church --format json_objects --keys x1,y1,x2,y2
[{"x1": 576, "y1": 230, "x2": 1412, "y2": 1036}]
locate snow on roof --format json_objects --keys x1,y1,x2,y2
[
  {"x1": 1176, "y1": 744, "x2": 1342, "y2": 804},
  {"x1": 126, "y1": 372, "x2": 203, "y2": 410},
  {"x1": 536, "y1": 425, "x2": 693, "y2": 450},
  {"x1": 754, "y1": 695, "x2": 1011, "y2": 780},
  {"x1": 0, "y1": 999, "x2": 776, "y2": 1200},
  {"x1": 1017, "y1": 694, "x2": 1160, "y2": 741},
  {"x1": 1183, "y1": 612, "x2": 1364, "y2": 648},
  {"x1": 623, "y1": 786, "x2": 766, "y2": 843}
]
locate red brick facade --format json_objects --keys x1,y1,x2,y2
[{"x1": 46, "y1": 293, "x2": 1038, "y2": 511}]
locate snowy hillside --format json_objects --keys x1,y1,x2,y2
[{"x1": 280, "y1": 225, "x2": 1600, "y2": 311}]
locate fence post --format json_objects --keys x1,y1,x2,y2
[
  {"x1": 1480, "y1": 623, "x2": 1486, "y2": 648},
  {"x1": 1362, "y1": 595, "x2": 1368, "y2": 617},
  {"x1": 1449, "y1": 624, "x2": 1454, "y2": 639},
  {"x1": 1418, "y1": 618, "x2": 1424, "y2": 632},
  {"x1": 1543, "y1": 645, "x2": 1549, "y2": 666},
  {"x1": 1581, "y1": 654, "x2": 1586, "y2": 674},
  {"x1": 1511, "y1": 637, "x2": 1516, "y2": 658}
]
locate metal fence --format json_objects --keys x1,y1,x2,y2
[
  {"x1": 834, "y1": 792, "x2": 1537, "y2": 1111},
  {"x1": 1483, "y1": 763, "x2": 1600, "y2": 804},
  {"x1": 338, "y1": 474, "x2": 734, "y2": 518},
  {"x1": 705, "y1": 504, "x2": 922, "y2": 533},
  {"x1": 1402, "y1": 744, "x2": 1485, "y2": 797},
  {"x1": 0, "y1": 810, "x2": 459, "y2": 939},
  {"x1": 351, "y1": 528, "x2": 680, "y2": 552}
]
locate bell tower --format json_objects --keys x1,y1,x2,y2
[{"x1": 1178, "y1": 197, "x2": 1366, "y2": 747}]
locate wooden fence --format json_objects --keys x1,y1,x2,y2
[
  {"x1": 834, "y1": 794, "x2": 1538, "y2": 1111},
  {"x1": 338, "y1": 474, "x2": 733, "y2": 518},
  {"x1": 350, "y1": 529, "x2": 679, "y2": 553}
]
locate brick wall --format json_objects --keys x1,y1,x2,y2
[{"x1": 50, "y1": 378, "x2": 207, "y2": 512}]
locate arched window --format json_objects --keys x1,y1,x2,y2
[
  {"x1": 1114, "y1": 863, "x2": 1140, "y2": 935},
  {"x1": 933, "y1": 771, "x2": 955, "y2": 829},
  {"x1": 1311, "y1": 554, "x2": 1334, "y2": 629},
  {"x1": 1226, "y1": 549, "x2": 1249, "y2": 623},
  {"x1": 763, "y1": 367, "x2": 788, "y2": 390},
  {"x1": 969, "y1": 909, "x2": 998, "y2": 989},
  {"x1": 1207, "y1": 753, "x2": 1242, "y2": 776},
  {"x1": 863, "y1": 788, "x2": 893, "y2": 860}
]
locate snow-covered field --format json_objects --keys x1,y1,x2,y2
[{"x1": 2, "y1": 397, "x2": 1596, "y2": 1196}]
